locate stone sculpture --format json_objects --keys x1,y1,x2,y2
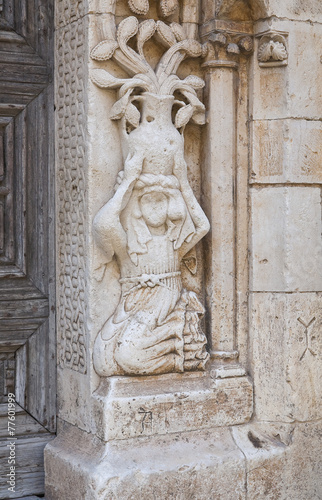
[{"x1": 91, "y1": 17, "x2": 210, "y2": 376}]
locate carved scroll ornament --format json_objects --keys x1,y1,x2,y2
[{"x1": 91, "y1": 17, "x2": 210, "y2": 377}]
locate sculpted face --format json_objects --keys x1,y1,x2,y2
[{"x1": 140, "y1": 191, "x2": 168, "y2": 228}]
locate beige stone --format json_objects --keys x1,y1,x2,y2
[
  {"x1": 92, "y1": 372, "x2": 253, "y2": 441},
  {"x1": 251, "y1": 186, "x2": 322, "y2": 292},
  {"x1": 202, "y1": 65, "x2": 237, "y2": 354},
  {"x1": 45, "y1": 423, "x2": 247, "y2": 500},
  {"x1": 252, "y1": 20, "x2": 322, "y2": 120},
  {"x1": 251, "y1": 119, "x2": 322, "y2": 184},
  {"x1": 233, "y1": 421, "x2": 322, "y2": 500},
  {"x1": 250, "y1": 292, "x2": 322, "y2": 422}
]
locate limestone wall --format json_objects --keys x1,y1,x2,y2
[{"x1": 47, "y1": 0, "x2": 322, "y2": 498}]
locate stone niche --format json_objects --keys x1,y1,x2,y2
[{"x1": 45, "y1": 0, "x2": 322, "y2": 498}]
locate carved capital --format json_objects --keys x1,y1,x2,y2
[
  {"x1": 200, "y1": 20, "x2": 253, "y2": 68},
  {"x1": 256, "y1": 29, "x2": 288, "y2": 67}
]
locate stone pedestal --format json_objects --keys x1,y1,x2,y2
[{"x1": 92, "y1": 372, "x2": 253, "y2": 441}]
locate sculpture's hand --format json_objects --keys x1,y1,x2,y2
[{"x1": 124, "y1": 152, "x2": 144, "y2": 181}]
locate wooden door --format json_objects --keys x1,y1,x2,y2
[{"x1": 0, "y1": 1, "x2": 55, "y2": 497}]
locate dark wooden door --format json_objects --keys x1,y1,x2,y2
[{"x1": 0, "y1": 1, "x2": 55, "y2": 497}]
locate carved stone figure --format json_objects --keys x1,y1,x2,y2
[{"x1": 91, "y1": 18, "x2": 210, "y2": 376}]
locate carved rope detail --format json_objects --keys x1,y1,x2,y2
[{"x1": 91, "y1": 18, "x2": 210, "y2": 377}]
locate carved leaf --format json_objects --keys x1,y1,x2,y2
[
  {"x1": 137, "y1": 20, "x2": 156, "y2": 57},
  {"x1": 258, "y1": 42, "x2": 273, "y2": 62},
  {"x1": 183, "y1": 75, "x2": 205, "y2": 90},
  {"x1": 110, "y1": 90, "x2": 132, "y2": 120},
  {"x1": 182, "y1": 39, "x2": 203, "y2": 57},
  {"x1": 91, "y1": 40, "x2": 118, "y2": 61},
  {"x1": 271, "y1": 41, "x2": 287, "y2": 61},
  {"x1": 91, "y1": 69, "x2": 126, "y2": 89},
  {"x1": 156, "y1": 20, "x2": 177, "y2": 47},
  {"x1": 180, "y1": 89, "x2": 205, "y2": 113},
  {"x1": 128, "y1": 0, "x2": 149, "y2": 15},
  {"x1": 175, "y1": 104, "x2": 194, "y2": 129},
  {"x1": 159, "y1": 0, "x2": 178, "y2": 17},
  {"x1": 170, "y1": 22, "x2": 186, "y2": 42},
  {"x1": 117, "y1": 16, "x2": 139, "y2": 49},
  {"x1": 191, "y1": 111, "x2": 206, "y2": 125},
  {"x1": 125, "y1": 102, "x2": 140, "y2": 128}
]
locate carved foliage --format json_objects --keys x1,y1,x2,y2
[
  {"x1": 257, "y1": 31, "x2": 288, "y2": 67},
  {"x1": 128, "y1": 0, "x2": 178, "y2": 18},
  {"x1": 91, "y1": 18, "x2": 206, "y2": 132}
]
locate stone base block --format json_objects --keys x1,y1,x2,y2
[
  {"x1": 45, "y1": 423, "x2": 246, "y2": 500},
  {"x1": 92, "y1": 371, "x2": 253, "y2": 441},
  {"x1": 45, "y1": 420, "x2": 322, "y2": 499}
]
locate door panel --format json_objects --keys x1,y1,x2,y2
[{"x1": 0, "y1": 1, "x2": 55, "y2": 497}]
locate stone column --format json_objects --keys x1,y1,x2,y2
[
  {"x1": 202, "y1": 58, "x2": 238, "y2": 360},
  {"x1": 200, "y1": 27, "x2": 253, "y2": 372}
]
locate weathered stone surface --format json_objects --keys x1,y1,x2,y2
[
  {"x1": 251, "y1": 119, "x2": 322, "y2": 184},
  {"x1": 251, "y1": 186, "x2": 322, "y2": 292},
  {"x1": 250, "y1": 292, "x2": 322, "y2": 422},
  {"x1": 202, "y1": 65, "x2": 236, "y2": 354},
  {"x1": 92, "y1": 372, "x2": 253, "y2": 441},
  {"x1": 252, "y1": 20, "x2": 322, "y2": 120},
  {"x1": 233, "y1": 421, "x2": 322, "y2": 500},
  {"x1": 45, "y1": 423, "x2": 246, "y2": 500}
]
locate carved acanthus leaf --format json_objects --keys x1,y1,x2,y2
[
  {"x1": 159, "y1": 0, "x2": 178, "y2": 17},
  {"x1": 156, "y1": 20, "x2": 177, "y2": 47},
  {"x1": 170, "y1": 22, "x2": 186, "y2": 42},
  {"x1": 125, "y1": 102, "x2": 141, "y2": 128},
  {"x1": 183, "y1": 75, "x2": 205, "y2": 90},
  {"x1": 110, "y1": 90, "x2": 133, "y2": 120},
  {"x1": 128, "y1": 0, "x2": 149, "y2": 15},
  {"x1": 258, "y1": 42, "x2": 273, "y2": 62},
  {"x1": 258, "y1": 40, "x2": 288, "y2": 63},
  {"x1": 137, "y1": 20, "x2": 156, "y2": 57},
  {"x1": 271, "y1": 41, "x2": 287, "y2": 61},
  {"x1": 175, "y1": 104, "x2": 194, "y2": 128},
  {"x1": 91, "y1": 69, "x2": 127, "y2": 89},
  {"x1": 91, "y1": 17, "x2": 205, "y2": 130},
  {"x1": 91, "y1": 40, "x2": 118, "y2": 61},
  {"x1": 127, "y1": 0, "x2": 178, "y2": 17}
]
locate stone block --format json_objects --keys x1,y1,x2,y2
[
  {"x1": 251, "y1": 186, "x2": 322, "y2": 292},
  {"x1": 233, "y1": 421, "x2": 322, "y2": 500},
  {"x1": 252, "y1": 1, "x2": 322, "y2": 23},
  {"x1": 252, "y1": 21, "x2": 322, "y2": 120},
  {"x1": 250, "y1": 292, "x2": 322, "y2": 422},
  {"x1": 92, "y1": 371, "x2": 253, "y2": 441},
  {"x1": 251, "y1": 119, "x2": 322, "y2": 184},
  {"x1": 45, "y1": 423, "x2": 246, "y2": 500}
]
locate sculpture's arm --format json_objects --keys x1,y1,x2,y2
[
  {"x1": 173, "y1": 153, "x2": 210, "y2": 258},
  {"x1": 93, "y1": 153, "x2": 144, "y2": 260}
]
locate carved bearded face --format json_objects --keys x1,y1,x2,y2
[{"x1": 139, "y1": 191, "x2": 168, "y2": 228}]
